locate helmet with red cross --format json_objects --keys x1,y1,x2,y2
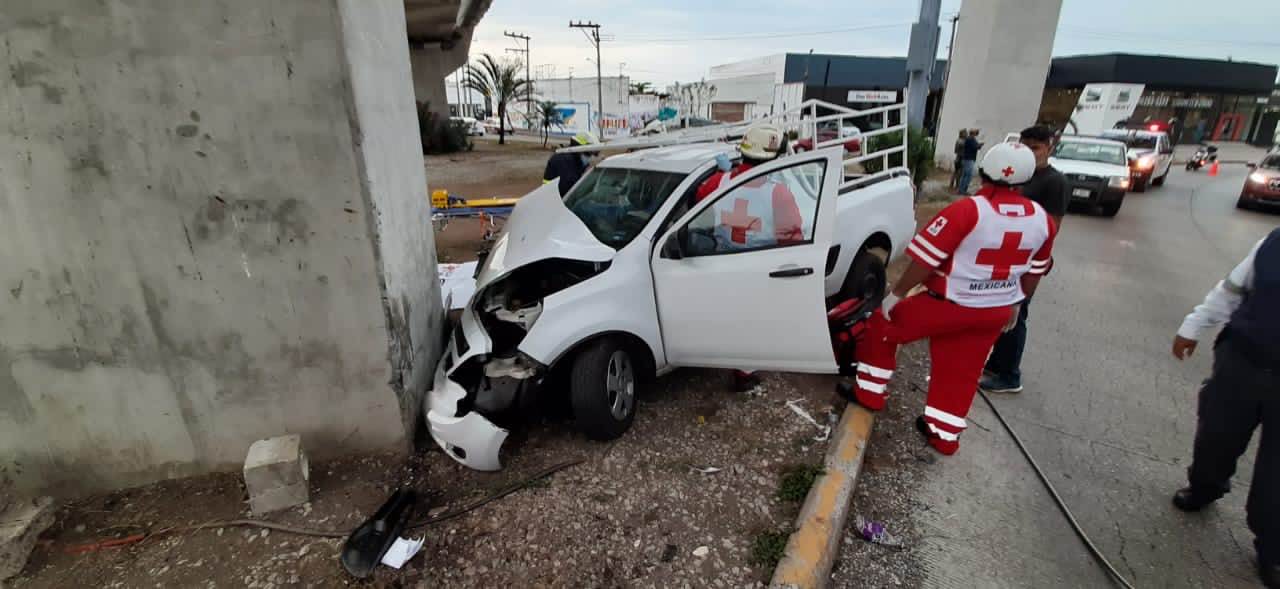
[{"x1": 978, "y1": 141, "x2": 1036, "y2": 186}]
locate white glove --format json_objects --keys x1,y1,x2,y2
[
  {"x1": 881, "y1": 293, "x2": 901, "y2": 318},
  {"x1": 1002, "y1": 303, "x2": 1021, "y2": 333}
]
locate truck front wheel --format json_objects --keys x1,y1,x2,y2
[
  {"x1": 570, "y1": 338, "x2": 639, "y2": 441},
  {"x1": 841, "y1": 249, "x2": 887, "y2": 308}
]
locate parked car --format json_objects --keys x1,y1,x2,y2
[
  {"x1": 792, "y1": 120, "x2": 862, "y2": 155},
  {"x1": 638, "y1": 116, "x2": 718, "y2": 136},
  {"x1": 425, "y1": 141, "x2": 916, "y2": 470},
  {"x1": 1099, "y1": 129, "x2": 1174, "y2": 192},
  {"x1": 450, "y1": 116, "x2": 486, "y2": 136},
  {"x1": 1051, "y1": 136, "x2": 1131, "y2": 217},
  {"x1": 1239, "y1": 153, "x2": 1280, "y2": 211},
  {"x1": 482, "y1": 116, "x2": 514, "y2": 134}
]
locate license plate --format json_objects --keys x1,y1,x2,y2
[{"x1": 1072, "y1": 188, "x2": 1091, "y2": 198}]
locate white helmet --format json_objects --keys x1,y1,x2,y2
[
  {"x1": 979, "y1": 141, "x2": 1036, "y2": 185},
  {"x1": 740, "y1": 124, "x2": 783, "y2": 160}
]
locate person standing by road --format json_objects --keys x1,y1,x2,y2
[
  {"x1": 955, "y1": 128, "x2": 982, "y2": 195},
  {"x1": 1170, "y1": 228, "x2": 1280, "y2": 588},
  {"x1": 950, "y1": 128, "x2": 969, "y2": 190},
  {"x1": 843, "y1": 143, "x2": 1058, "y2": 455},
  {"x1": 979, "y1": 125, "x2": 1068, "y2": 394}
]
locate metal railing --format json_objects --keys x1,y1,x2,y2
[{"x1": 557, "y1": 99, "x2": 911, "y2": 191}]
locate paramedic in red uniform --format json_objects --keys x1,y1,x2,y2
[
  {"x1": 694, "y1": 124, "x2": 804, "y2": 391},
  {"x1": 844, "y1": 142, "x2": 1059, "y2": 455}
]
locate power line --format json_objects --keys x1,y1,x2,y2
[
  {"x1": 612, "y1": 22, "x2": 910, "y2": 44},
  {"x1": 503, "y1": 31, "x2": 531, "y2": 124},
  {"x1": 1059, "y1": 27, "x2": 1280, "y2": 50}
]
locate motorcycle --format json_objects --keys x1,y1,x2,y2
[{"x1": 1185, "y1": 144, "x2": 1218, "y2": 171}]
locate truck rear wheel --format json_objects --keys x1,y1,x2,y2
[
  {"x1": 570, "y1": 338, "x2": 638, "y2": 441},
  {"x1": 841, "y1": 249, "x2": 887, "y2": 308}
]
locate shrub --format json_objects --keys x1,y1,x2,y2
[
  {"x1": 863, "y1": 125, "x2": 935, "y2": 191},
  {"x1": 416, "y1": 101, "x2": 473, "y2": 155}
]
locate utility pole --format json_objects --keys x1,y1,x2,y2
[
  {"x1": 503, "y1": 31, "x2": 531, "y2": 128},
  {"x1": 905, "y1": 0, "x2": 941, "y2": 131},
  {"x1": 569, "y1": 21, "x2": 604, "y2": 135},
  {"x1": 934, "y1": 14, "x2": 960, "y2": 133}
]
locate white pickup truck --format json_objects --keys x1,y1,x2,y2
[{"x1": 426, "y1": 100, "x2": 918, "y2": 470}]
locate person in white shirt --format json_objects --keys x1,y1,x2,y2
[{"x1": 1171, "y1": 227, "x2": 1280, "y2": 588}]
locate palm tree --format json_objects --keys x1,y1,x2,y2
[
  {"x1": 532, "y1": 101, "x2": 564, "y2": 147},
  {"x1": 462, "y1": 54, "x2": 531, "y2": 145},
  {"x1": 629, "y1": 81, "x2": 653, "y2": 95}
]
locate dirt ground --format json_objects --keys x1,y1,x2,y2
[
  {"x1": 425, "y1": 138, "x2": 553, "y2": 202},
  {"x1": 13, "y1": 371, "x2": 842, "y2": 588}
]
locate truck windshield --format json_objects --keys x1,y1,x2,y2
[
  {"x1": 563, "y1": 167, "x2": 687, "y2": 249},
  {"x1": 1053, "y1": 142, "x2": 1127, "y2": 166}
]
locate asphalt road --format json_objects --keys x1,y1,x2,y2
[{"x1": 911, "y1": 164, "x2": 1279, "y2": 588}]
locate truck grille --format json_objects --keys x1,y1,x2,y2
[
  {"x1": 1068, "y1": 173, "x2": 1103, "y2": 183},
  {"x1": 1270, "y1": 179, "x2": 1280, "y2": 191}
]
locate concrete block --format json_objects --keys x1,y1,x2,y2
[
  {"x1": 1, "y1": 496, "x2": 55, "y2": 580},
  {"x1": 243, "y1": 435, "x2": 309, "y2": 515}
]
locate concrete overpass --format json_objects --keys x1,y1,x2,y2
[{"x1": 404, "y1": 0, "x2": 493, "y2": 118}]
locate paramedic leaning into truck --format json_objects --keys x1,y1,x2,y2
[
  {"x1": 693, "y1": 123, "x2": 804, "y2": 392},
  {"x1": 842, "y1": 142, "x2": 1058, "y2": 455}
]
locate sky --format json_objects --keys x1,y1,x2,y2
[{"x1": 461, "y1": 0, "x2": 1280, "y2": 89}]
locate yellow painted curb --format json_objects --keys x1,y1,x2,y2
[{"x1": 770, "y1": 404, "x2": 875, "y2": 589}]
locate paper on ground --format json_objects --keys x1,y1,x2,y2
[
  {"x1": 438, "y1": 262, "x2": 478, "y2": 310},
  {"x1": 380, "y1": 536, "x2": 425, "y2": 569}
]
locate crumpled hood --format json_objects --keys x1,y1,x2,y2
[
  {"x1": 475, "y1": 181, "x2": 616, "y2": 290},
  {"x1": 1050, "y1": 158, "x2": 1128, "y2": 178}
]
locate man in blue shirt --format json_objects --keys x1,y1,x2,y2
[{"x1": 956, "y1": 129, "x2": 982, "y2": 195}]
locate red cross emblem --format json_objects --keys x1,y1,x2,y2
[
  {"x1": 720, "y1": 198, "x2": 762, "y2": 244},
  {"x1": 1001, "y1": 166, "x2": 1015, "y2": 178},
  {"x1": 975, "y1": 232, "x2": 1033, "y2": 280}
]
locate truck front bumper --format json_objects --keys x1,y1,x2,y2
[{"x1": 424, "y1": 309, "x2": 509, "y2": 471}]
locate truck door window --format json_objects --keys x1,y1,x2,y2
[{"x1": 682, "y1": 161, "x2": 825, "y2": 257}]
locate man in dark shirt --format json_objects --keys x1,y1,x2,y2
[
  {"x1": 980, "y1": 125, "x2": 1067, "y2": 394},
  {"x1": 542, "y1": 131, "x2": 598, "y2": 196},
  {"x1": 950, "y1": 129, "x2": 968, "y2": 190},
  {"x1": 956, "y1": 129, "x2": 982, "y2": 194}
]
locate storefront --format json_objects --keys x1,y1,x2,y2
[{"x1": 1040, "y1": 54, "x2": 1277, "y2": 145}]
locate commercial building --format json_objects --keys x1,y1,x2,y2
[
  {"x1": 708, "y1": 52, "x2": 1278, "y2": 146},
  {"x1": 1040, "y1": 54, "x2": 1277, "y2": 145},
  {"x1": 707, "y1": 53, "x2": 947, "y2": 123}
]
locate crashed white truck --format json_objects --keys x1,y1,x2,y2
[{"x1": 427, "y1": 100, "x2": 918, "y2": 470}]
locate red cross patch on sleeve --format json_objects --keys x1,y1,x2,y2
[{"x1": 926, "y1": 216, "x2": 948, "y2": 236}]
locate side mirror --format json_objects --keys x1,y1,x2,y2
[
  {"x1": 661, "y1": 231, "x2": 684, "y2": 260},
  {"x1": 1247, "y1": 162, "x2": 1258, "y2": 169}
]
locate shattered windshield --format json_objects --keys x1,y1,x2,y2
[
  {"x1": 1053, "y1": 141, "x2": 1127, "y2": 166},
  {"x1": 563, "y1": 167, "x2": 687, "y2": 249}
]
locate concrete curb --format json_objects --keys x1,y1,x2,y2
[{"x1": 770, "y1": 403, "x2": 875, "y2": 588}]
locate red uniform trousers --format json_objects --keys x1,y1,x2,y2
[{"x1": 853, "y1": 293, "x2": 1014, "y2": 454}]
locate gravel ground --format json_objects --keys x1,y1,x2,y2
[
  {"x1": 830, "y1": 343, "x2": 932, "y2": 588},
  {"x1": 13, "y1": 370, "x2": 843, "y2": 588}
]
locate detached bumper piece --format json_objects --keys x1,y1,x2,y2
[{"x1": 340, "y1": 489, "x2": 416, "y2": 579}]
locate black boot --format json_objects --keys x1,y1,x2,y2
[{"x1": 1171, "y1": 487, "x2": 1221, "y2": 512}]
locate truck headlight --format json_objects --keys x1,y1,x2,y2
[
  {"x1": 1109, "y1": 176, "x2": 1130, "y2": 189},
  {"x1": 1136, "y1": 156, "x2": 1156, "y2": 170},
  {"x1": 1250, "y1": 172, "x2": 1268, "y2": 184}
]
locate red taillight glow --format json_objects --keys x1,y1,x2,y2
[{"x1": 1148, "y1": 124, "x2": 1160, "y2": 131}]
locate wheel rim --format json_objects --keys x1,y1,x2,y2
[{"x1": 605, "y1": 350, "x2": 635, "y2": 421}]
